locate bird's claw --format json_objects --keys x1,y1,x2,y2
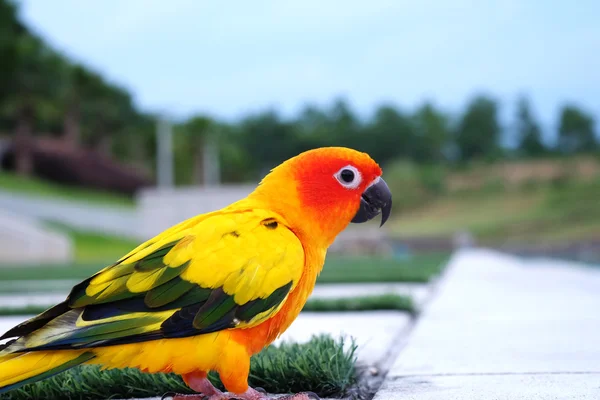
[
  {"x1": 277, "y1": 392, "x2": 320, "y2": 400},
  {"x1": 162, "y1": 388, "x2": 319, "y2": 400},
  {"x1": 161, "y1": 392, "x2": 210, "y2": 400}
]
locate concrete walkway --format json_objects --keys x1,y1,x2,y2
[{"x1": 374, "y1": 249, "x2": 600, "y2": 399}]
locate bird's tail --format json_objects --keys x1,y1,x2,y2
[{"x1": 0, "y1": 349, "x2": 95, "y2": 394}]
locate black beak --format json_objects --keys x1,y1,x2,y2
[{"x1": 351, "y1": 177, "x2": 392, "y2": 227}]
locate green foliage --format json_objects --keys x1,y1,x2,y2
[
  {"x1": 304, "y1": 294, "x2": 414, "y2": 314},
  {"x1": 318, "y1": 253, "x2": 449, "y2": 283},
  {"x1": 516, "y1": 95, "x2": 546, "y2": 157},
  {"x1": 0, "y1": 0, "x2": 22, "y2": 99},
  {"x1": 0, "y1": 172, "x2": 135, "y2": 207},
  {"x1": 0, "y1": 0, "x2": 598, "y2": 190},
  {"x1": 173, "y1": 116, "x2": 215, "y2": 185},
  {"x1": 237, "y1": 110, "x2": 303, "y2": 177},
  {"x1": 411, "y1": 102, "x2": 450, "y2": 163},
  {"x1": 455, "y1": 94, "x2": 501, "y2": 162},
  {"x1": 558, "y1": 104, "x2": 597, "y2": 153},
  {"x1": 0, "y1": 335, "x2": 357, "y2": 400},
  {"x1": 361, "y1": 104, "x2": 414, "y2": 162}
]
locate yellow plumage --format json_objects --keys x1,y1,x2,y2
[{"x1": 0, "y1": 147, "x2": 391, "y2": 399}]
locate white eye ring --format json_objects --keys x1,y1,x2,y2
[{"x1": 334, "y1": 165, "x2": 362, "y2": 189}]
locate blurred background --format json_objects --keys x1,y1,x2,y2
[{"x1": 0, "y1": 0, "x2": 599, "y2": 271}]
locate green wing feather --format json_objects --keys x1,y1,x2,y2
[{"x1": 1, "y1": 210, "x2": 304, "y2": 352}]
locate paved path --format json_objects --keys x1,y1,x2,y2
[{"x1": 374, "y1": 249, "x2": 600, "y2": 400}]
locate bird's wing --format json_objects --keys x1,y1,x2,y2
[{"x1": 3, "y1": 209, "x2": 305, "y2": 352}]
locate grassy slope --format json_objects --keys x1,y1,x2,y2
[
  {"x1": 389, "y1": 180, "x2": 600, "y2": 244},
  {"x1": 43, "y1": 222, "x2": 139, "y2": 263},
  {"x1": 0, "y1": 172, "x2": 135, "y2": 208}
]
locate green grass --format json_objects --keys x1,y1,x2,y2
[
  {"x1": 0, "y1": 294, "x2": 415, "y2": 317},
  {"x1": 0, "y1": 280, "x2": 76, "y2": 293},
  {"x1": 0, "y1": 307, "x2": 53, "y2": 316},
  {"x1": 0, "y1": 172, "x2": 135, "y2": 208},
  {"x1": 318, "y1": 253, "x2": 449, "y2": 283},
  {"x1": 304, "y1": 294, "x2": 415, "y2": 314},
  {"x1": 0, "y1": 264, "x2": 100, "y2": 281},
  {"x1": 0, "y1": 335, "x2": 357, "y2": 400},
  {"x1": 43, "y1": 222, "x2": 139, "y2": 263}
]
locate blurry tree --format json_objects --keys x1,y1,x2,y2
[
  {"x1": 178, "y1": 115, "x2": 215, "y2": 185},
  {"x1": 0, "y1": 0, "x2": 23, "y2": 103},
  {"x1": 294, "y1": 104, "x2": 333, "y2": 149},
  {"x1": 34, "y1": 52, "x2": 70, "y2": 136},
  {"x1": 7, "y1": 34, "x2": 66, "y2": 174},
  {"x1": 455, "y1": 95, "x2": 501, "y2": 162},
  {"x1": 82, "y1": 77, "x2": 135, "y2": 156},
  {"x1": 365, "y1": 104, "x2": 413, "y2": 165},
  {"x1": 217, "y1": 123, "x2": 256, "y2": 183},
  {"x1": 4, "y1": 0, "x2": 600, "y2": 191},
  {"x1": 112, "y1": 112, "x2": 155, "y2": 174},
  {"x1": 557, "y1": 104, "x2": 597, "y2": 153},
  {"x1": 131, "y1": 113, "x2": 157, "y2": 171},
  {"x1": 325, "y1": 98, "x2": 362, "y2": 148},
  {"x1": 238, "y1": 110, "x2": 299, "y2": 177},
  {"x1": 61, "y1": 64, "x2": 97, "y2": 148},
  {"x1": 411, "y1": 102, "x2": 449, "y2": 163},
  {"x1": 515, "y1": 96, "x2": 546, "y2": 157}
]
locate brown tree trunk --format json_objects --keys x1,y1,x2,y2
[
  {"x1": 95, "y1": 133, "x2": 113, "y2": 157},
  {"x1": 14, "y1": 101, "x2": 34, "y2": 176},
  {"x1": 90, "y1": 118, "x2": 113, "y2": 158},
  {"x1": 128, "y1": 133, "x2": 151, "y2": 176},
  {"x1": 62, "y1": 101, "x2": 80, "y2": 149}
]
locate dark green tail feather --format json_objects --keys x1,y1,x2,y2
[{"x1": 0, "y1": 352, "x2": 96, "y2": 395}]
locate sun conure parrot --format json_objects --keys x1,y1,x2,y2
[{"x1": 0, "y1": 147, "x2": 392, "y2": 400}]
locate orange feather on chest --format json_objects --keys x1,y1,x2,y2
[{"x1": 230, "y1": 242, "x2": 326, "y2": 355}]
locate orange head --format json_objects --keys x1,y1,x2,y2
[{"x1": 248, "y1": 147, "x2": 392, "y2": 247}]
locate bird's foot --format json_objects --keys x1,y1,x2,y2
[
  {"x1": 276, "y1": 392, "x2": 320, "y2": 400},
  {"x1": 163, "y1": 387, "x2": 269, "y2": 400},
  {"x1": 163, "y1": 373, "x2": 319, "y2": 400},
  {"x1": 163, "y1": 387, "x2": 320, "y2": 400}
]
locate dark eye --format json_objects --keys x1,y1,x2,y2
[
  {"x1": 335, "y1": 165, "x2": 362, "y2": 189},
  {"x1": 340, "y1": 169, "x2": 355, "y2": 183}
]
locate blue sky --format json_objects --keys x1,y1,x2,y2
[{"x1": 19, "y1": 0, "x2": 600, "y2": 143}]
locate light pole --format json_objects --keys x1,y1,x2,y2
[
  {"x1": 156, "y1": 114, "x2": 174, "y2": 189},
  {"x1": 202, "y1": 131, "x2": 220, "y2": 186}
]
